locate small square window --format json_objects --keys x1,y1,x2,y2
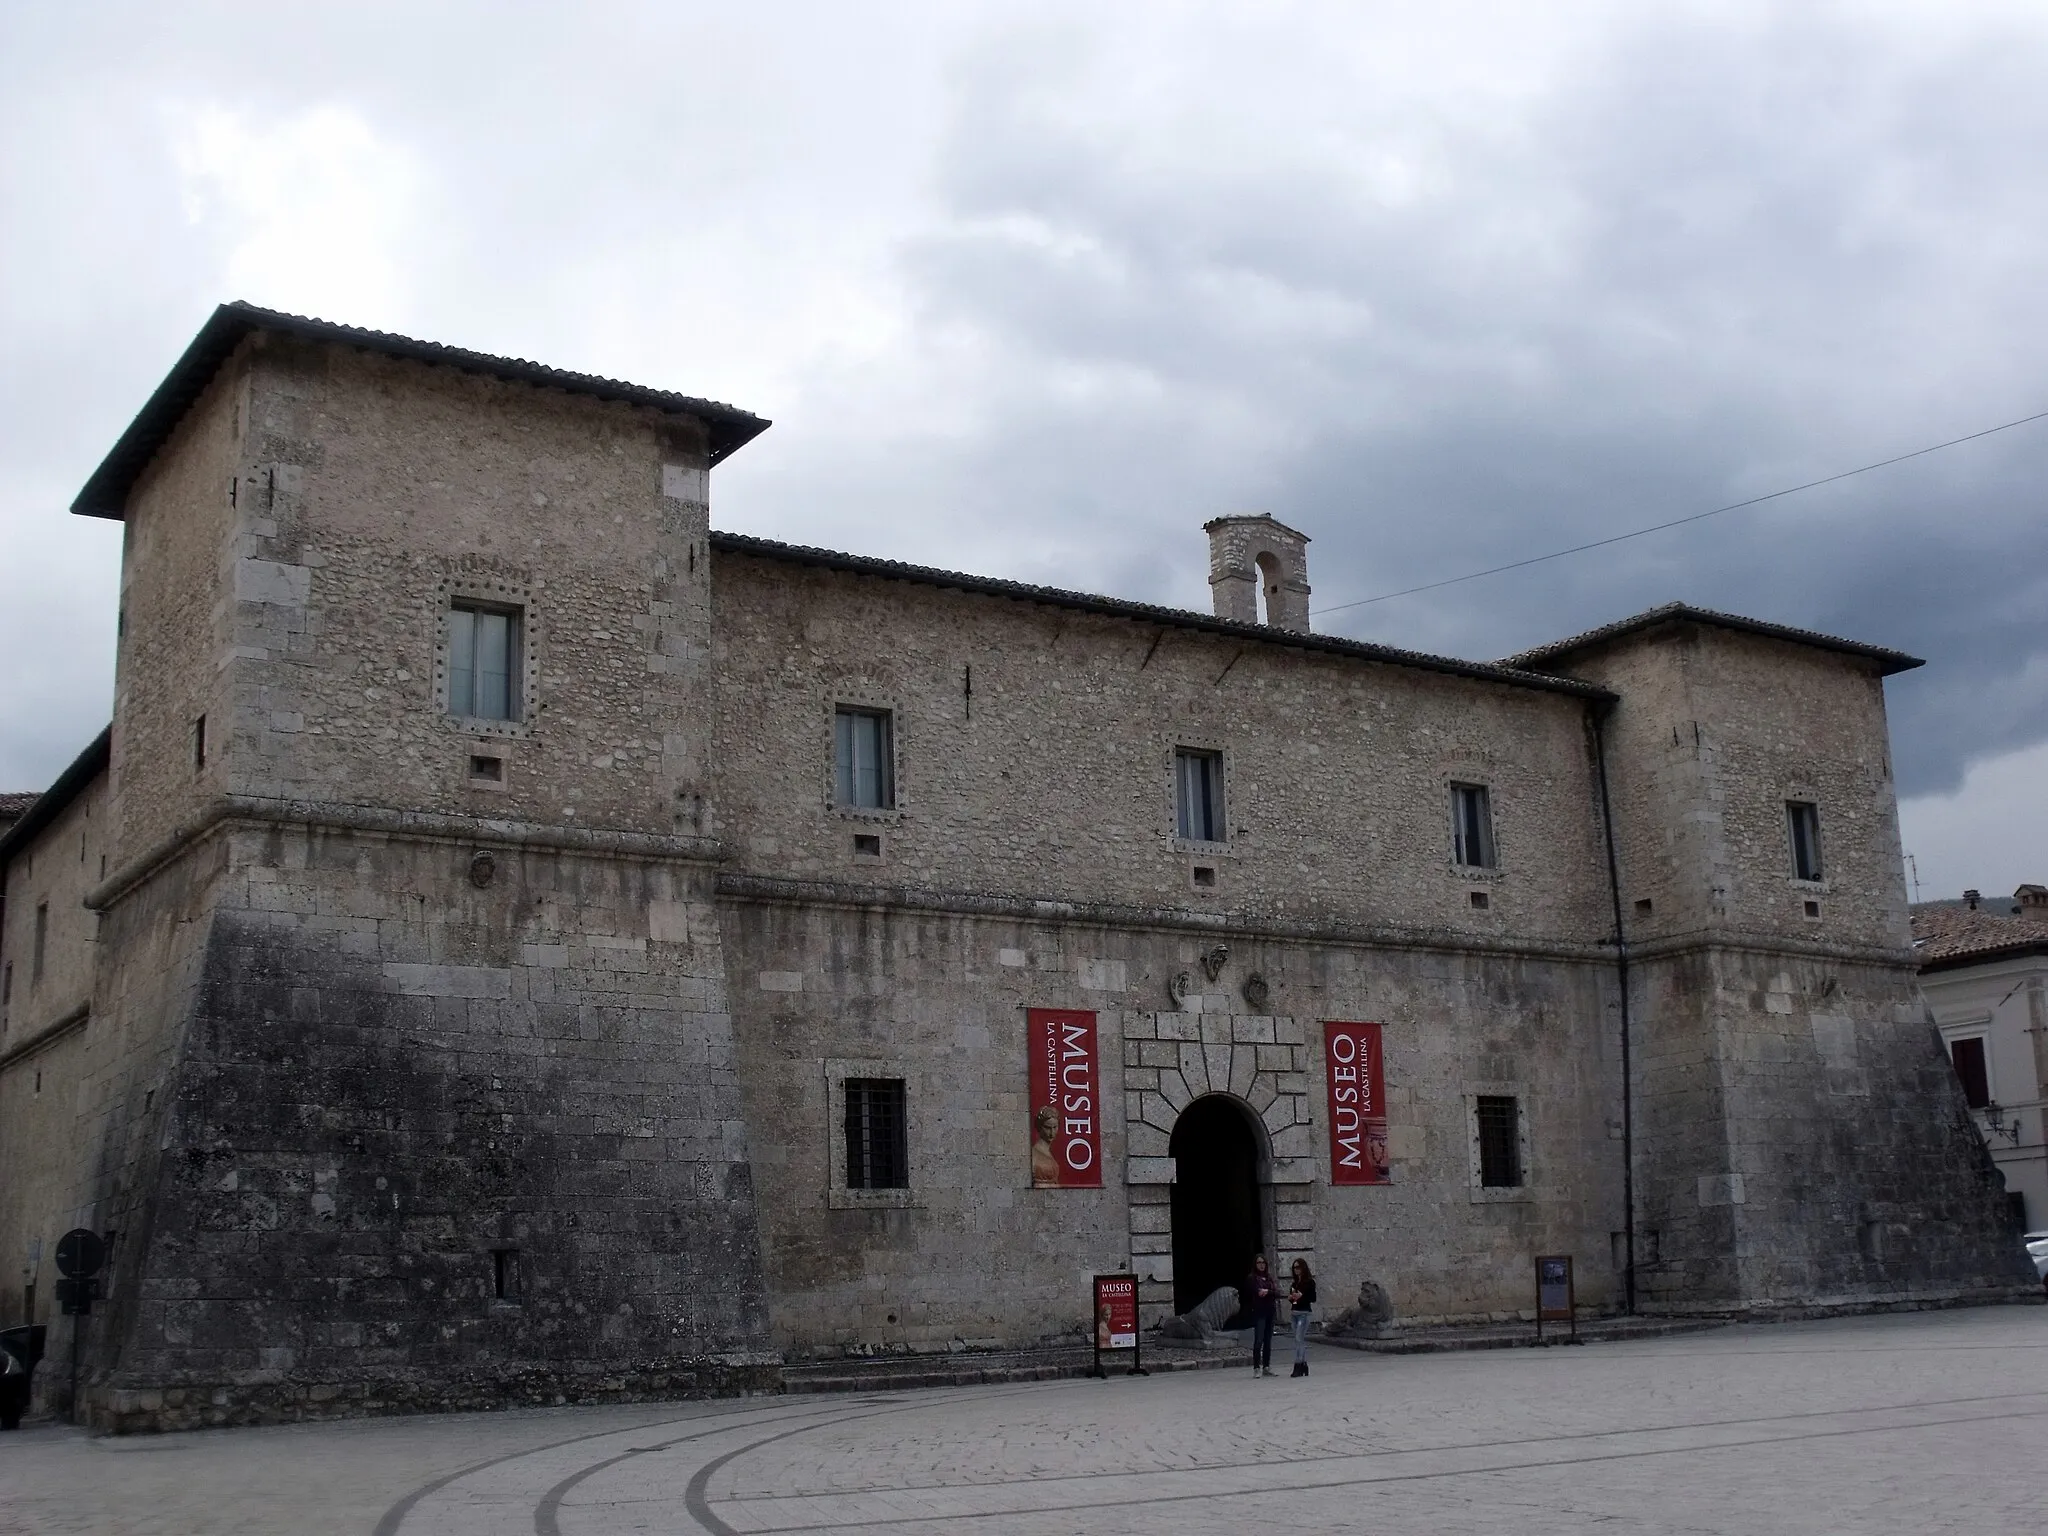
[
  {"x1": 1469, "y1": 890, "x2": 1490, "y2": 910},
  {"x1": 1802, "y1": 899, "x2": 1821, "y2": 919},
  {"x1": 844, "y1": 1077, "x2": 909, "y2": 1190},
  {"x1": 1787, "y1": 801, "x2": 1823, "y2": 881},
  {"x1": 835, "y1": 707, "x2": 894, "y2": 809},
  {"x1": 1191, "y1": 864, "x2": 1217, "y2": 888},
  {"x1": 853, "y1": 833, "x2": 882, "y2": 857},
  {"x1": 1175, "y1": 748, "x2": 1225, "y2": 843},
  {"x1": 449, "y1": 603, "x2": 523, "y2": 722},
  {"x1": 1476, "y1": 1095, "x2": 1522, "y2": 1188},
  {"x1": 1949, "y1": 1037, "x2": 1990, "y2": 1110},
  {"x1": 469, "y1": 754, "x2": 504, "y2": 783},
  {"x1": 1451, "y1": 783, "x2": 1496, "y2": 869}
]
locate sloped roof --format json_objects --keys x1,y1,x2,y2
[
  {"x1": 1911, "y1": 892, "x2": 2048, "y2": 970},
  {"x1": 0, "y1": 728, "x2": 111, "y2": 871},
  {"x1": 72, "y1": 302, "x2": 772, "y2": 520},
  {"x1": 1504, "y1": 602, "x2": 1923, "y2": 677},
  {"x1": 0, "y1": 792, "x2": 40, "y2": 824},
  {"x1": 709, "y1": 530, "x2": 1614, "y2": 699}
]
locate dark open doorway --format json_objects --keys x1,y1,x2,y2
[{"x1": 1169, "y1": 1094, "x2": 1268, "y2": 1313}]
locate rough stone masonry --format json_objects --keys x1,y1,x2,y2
[{"x1": 0, "y1": 302, "x2": 2031, "y2": 1431}]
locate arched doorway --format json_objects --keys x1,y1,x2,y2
[{"x1": 1169, "y1": 1095, "x2": 1268, "y2": 1313}]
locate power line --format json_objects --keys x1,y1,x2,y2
[{"x1": 1310, "y1": 407, "x2": 2048, "y2": 618}]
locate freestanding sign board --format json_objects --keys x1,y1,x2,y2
[
  {"x1": 54, "y1": 1227, "x2": 106, "y2": 1426},
  {"x1": 1534, "y1": 1254, "x2": 1577, "y2": 1341},
  {"x1": 1028, "y1": 1009, "x2": 1103, "y2": 1188},
  {"x1": 1090, "y1": 1273, "x2": 1145, "y2": 1378},
  {"x1": 1321, "y1": 1022, "x2": 1390, "y2": 1185}
]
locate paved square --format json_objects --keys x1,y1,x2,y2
[{"x1": 2, "y1": 1308, "x2": 2041, "y2": 1534}]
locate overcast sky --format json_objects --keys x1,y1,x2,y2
[{"x1": 4, "y1": 1, "x2": 2043, "y2": 898}]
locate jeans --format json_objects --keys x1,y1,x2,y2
[
  {"x1": 1251, "y1": 1312, "x2": 1273, "y2": 1369},
  {"x1": 1292, "y1": 1311, "x2": 1311, "y2": 1365}
]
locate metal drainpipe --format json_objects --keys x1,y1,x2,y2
[{"x1": 1591, "y1": 699, "x2": 1637, "y2": 1315}]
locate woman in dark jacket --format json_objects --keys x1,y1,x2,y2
[
  {"x1": 1288, "y1": 1258, "x2": 1317, "y2": 1377},
  {"x1": 1245, "y1": 1253, "x2": 1278, "y2": 1376}
]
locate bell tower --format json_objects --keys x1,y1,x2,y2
[{"x1": 1204, "y1": 514, "x2": 1311, "y2": 632}]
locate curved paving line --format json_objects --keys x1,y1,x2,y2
[
  {"x1": 675, "y1": 1383, "x2": 1057, "y2": 1536},
  {"x1": 371, "y1": 1398, "x2": 823, "y2": 1536},
  {"x1": 738, "y1": 1402, "x2": 2048, "y2": 1532},
  {"x1": 704, "y1": 1385, "x2": 2048, "y2": 1507},
  {"x1": 532, "y1": 1402, "x2": 893, "y2": 1536}
]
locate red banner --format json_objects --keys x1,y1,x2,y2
[
  {"x1": 1094, "y1": 1273, "x2": 1138, "y2": 1350},
  {"x1": 1028, "y1": 1008, "x2": 1102, "y2": 1188},
  {"x1": 1323, "y1": 1021, "x2": 1389, "y2": 1185}
]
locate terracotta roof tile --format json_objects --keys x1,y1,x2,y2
[{"x1": 1911, "y1": 894, "x2": 2048, "y2": 968}]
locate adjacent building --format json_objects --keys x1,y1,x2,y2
[
  {"x1": 1914, "y1": 886, "x2": 2048, "y2": 1230},
  {"x1": 0, "y1": 303, "x2": 2031, "y2": 1430}
]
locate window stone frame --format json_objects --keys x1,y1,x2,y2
[
  {"x1": 1784, "y1": 792, "x2": 1828, "y2": 889},
  {"x1": 1168, "y1": 740, "x2": 1233, "y2": 853},
  {"x1": 1445, "y1": 774, "x2": 1503, "y2": 878},
  {"x1": 823, "y1": 1057, "x2": 921, "y2": 1210},
  {"x1": 434, "y1": 575, "x2": 538, "y2": 739},
  {"x1": 826, "y1": 695, "x2": 904, "y2": 824},
  {"x1": 1464, "y1": 1086, "x2": 1532, "y2": 1203}
]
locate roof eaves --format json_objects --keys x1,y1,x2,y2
[
  {"x1": 1918, "y1": 935, "x2": 2048, "y2": 973},
  {"x1": 72, "y1": 302, "x2": 772, "y2": 520},
  {"x1": 1503, "y1": 602, "x2": 1924, "y2": 678},
  {"x1": 0, "y1": 726, "x2": 112, "y2": 870},
  {"x1": 709, "y1": 531, "x2": 1613, "y2": 700}
]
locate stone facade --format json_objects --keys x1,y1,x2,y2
[{"x1": 0, "y1": 303, "x2": 2031, "y2": 1429}]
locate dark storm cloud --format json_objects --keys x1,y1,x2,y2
[
  {"x1": 2, "y1": 2, "x2": 2043, "y2": 829},
  {"x1": 849, "y1": 8, "x2": 2048, "y2": 797}
]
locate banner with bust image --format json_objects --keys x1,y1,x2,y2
[
  {"x1": 1028, "y1": 1008, "x2": 1102, "y2": 1188},
  {"x1": 1323, "y1": 1021, "x2": 1389, "y2": 1185}
]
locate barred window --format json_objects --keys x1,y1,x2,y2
[
  {"x1": 844, "y1": 1077, "x2": 908, "y2": 1190},
  {"x1": 1475, "y1": 1095, "x2": 1522, "y2": 1188}
]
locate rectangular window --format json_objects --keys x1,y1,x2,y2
[
  {"x1": 491, "y1": 1248, "x2": 522, "y2": 1302},
  {"x1": 1787, "y1": 801, "x2": 1823, "y2": 881},
  {"x1": 1476, "y1": 1095, "x2": 1522, "y2": 1187},
  {"x1": 834, "y1": 707, "x2": 894, "y2": 809},
  {"x1": 1175, "y1": 748, "x2": 1225, "y2": 842},
  {"x1": 1451, "y1": 783, "x2": 1496, "y2": 868},
  {"x1": 32, "y1": 903, "x2": 48, "y2": 986},
  {"x1": 1949, "y1": 1037, "x2": 1991, "y2": 1109},
  {"x1": 843, "y1": 1077, "x2": 909, "y2": 1190},
  {"x1": 448, "y1": 604, "x2": 522, "y2": 722}
]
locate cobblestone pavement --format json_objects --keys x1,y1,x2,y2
[{"x1": 2, "y1": 1307, "x2": 2042, "y2": 1535}]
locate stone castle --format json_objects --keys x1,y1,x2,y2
[{"x1": 0, "y1": 303, "x2": 2031, "y2": 1429}]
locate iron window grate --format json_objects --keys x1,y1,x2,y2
[
  {"x1": 845, "y1": 1078, "x2": 909, "y2": 1189},
  {"x1": 1476, "y1": 1095, "x2": 1522, "y2": 1187}
]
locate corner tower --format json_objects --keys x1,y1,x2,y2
[{"x1": 62, "y1": 304, "x2": 777, "y2": 1427}]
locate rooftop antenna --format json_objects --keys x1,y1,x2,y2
[{"x1": 1905, "y1": 852, "x2": 1922, "y2": 905}]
